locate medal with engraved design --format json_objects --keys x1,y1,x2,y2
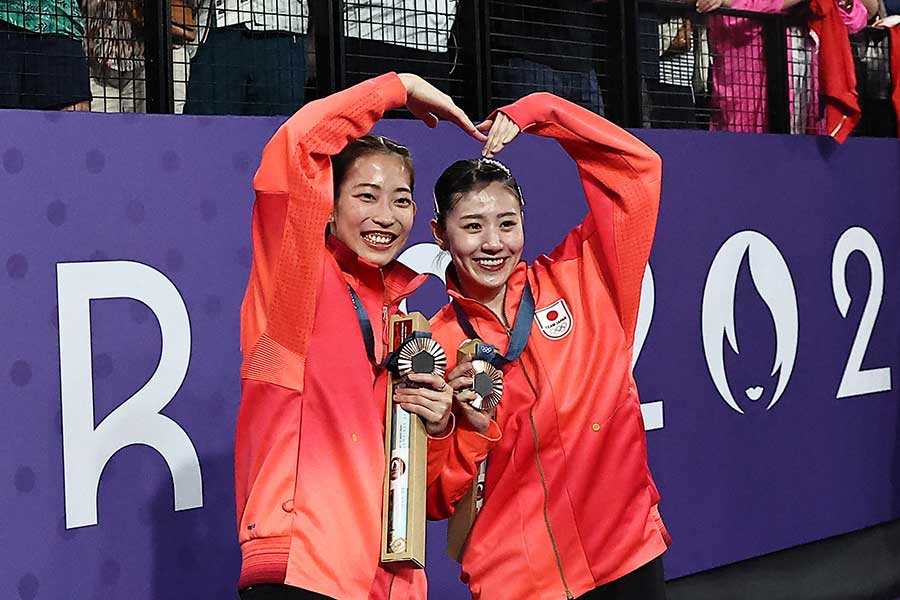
[{"x1": 458, "y1": 339, "x2": 503, "y2": 411}]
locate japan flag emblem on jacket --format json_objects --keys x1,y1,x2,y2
[{"x1": 534, "y1": 298, "x2": 574, "y2": 340}]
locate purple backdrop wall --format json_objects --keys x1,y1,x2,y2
[{"x1": 1, "y1": 109, "x2": 898, "y2": 600}]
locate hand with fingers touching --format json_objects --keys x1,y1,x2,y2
[
  {"x1": 392, "y1": 371, "x2": 454, "y2": 437},
  {"x1": 446, "y1": 361, "x2": 496, "y2": 435},
  {"x1": 477, "y1": 111, "x2": 521, "y2": 158},
  {"x1": 397, "y1": 73, "x2": 488, "y2": 143},
  {"x1": 695, "y1": 0, "x2": 731, "y2": 12}
]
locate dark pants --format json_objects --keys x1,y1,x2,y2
[
  {"x1": 239, "y1": 584, "x2": 334, "y2": 600},
  {"x1": 184, "y1": 26, "x2": 306, "y2": 116},
  {"x1": 0, "y1": 20, "x2": 91, "y2": 109},
  {"x1": 647, "y1": 81, "x2": 697, "y2": 129},
  {"x1": 576, "y1": 556, "x2": 667, "y2": 600},
  {"x1": 344, "y1": 38, "x2": 451, "y2": 93},
  {"x1": 492, "y1": 56, "x2": 604, "y2": 116}
]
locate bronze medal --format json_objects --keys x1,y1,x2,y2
[
  {"x1": 396, "y1": 336, "x2": 447, "y2": 378},
  {"x1": 467, "y1": 359, "x2": 503, "y2": 411}
]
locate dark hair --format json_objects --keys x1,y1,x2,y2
[
  {"x1": 331, "y1": 134, "x2": 415, "y2": 196},
  {"x1": 432, "y1": 157, "x2": 524, "y2": 228}
]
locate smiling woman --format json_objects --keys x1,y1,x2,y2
[
  {"x1": 427, "y1": 95, "x2": 671, "y2": 600},
  {"x1": 233, "y1": 72, "x2": 487, "y2": 600},
  {"x1": 431, "y1": 158, "x2": 525, "y2": 319},
  {"x1": 330, "y1": 135, "x2": 416, "y2": 266}
]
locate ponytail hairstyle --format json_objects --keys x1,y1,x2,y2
[
  {"x1": 331, "y1": 134, "x2": 415, "y2": 196},
  {"x1": 432, "y1": 157, "x2": 524, "y2": 229}
]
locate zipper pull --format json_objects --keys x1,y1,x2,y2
[{"x1": 382, "y1": 305, "x2": 388, "y2": 324}]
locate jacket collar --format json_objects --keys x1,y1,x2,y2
[
  {"x1": 326, "y1": 234, "x2": 428, "y2": 305},
  {"x1": 445, "y1": 261, "x2": 530, "y2": 331}
]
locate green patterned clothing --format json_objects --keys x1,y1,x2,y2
[{"x1": 0, "y1": 0, "x2": 85, "y2": 37}]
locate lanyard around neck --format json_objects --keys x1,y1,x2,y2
[
  {"x1": 347, "y1": 284, "x2": 378, "y2": 365},
  {"x1": 452, "y1": 280, "x2": 535, "y2": 369}
]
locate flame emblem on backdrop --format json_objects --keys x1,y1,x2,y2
[{"x1": 702, "y1": 231, "x2": 798, "y2": 414}]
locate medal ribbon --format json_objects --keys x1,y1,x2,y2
[
  {"x1": 347, "y1": 284, "x2": 378, "y2": 365},
  {"x1": 452, "y1": 280, "x2": 535, "y2": 369},
  {"x1": 347, "y1": 284, "x2": 432, "y2": 371}
]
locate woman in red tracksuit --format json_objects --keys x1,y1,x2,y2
[
  {"x1": 236, "y1": 72, "x2": 483, "y2": 600},
  {"x1": 427, "y1": 93, "x2": 671, "y2": 600}
]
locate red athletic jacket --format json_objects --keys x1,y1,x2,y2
[
  {"x1": 428, "y1": 94, "x2": 671, "y2": 600},
  {"x1": 237, "y1": 73, "x2": 450, "y2": 599},
  {"x1": 809, "y1": 0, "x2": 861, "y2": 142}
]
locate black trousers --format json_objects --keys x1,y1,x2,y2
[
  {"x1": 239, "y1": 584, "x2": 334, "y2": 600},
  {"x1": 576, "y1": 556, "x2": 667, "y2": 600}
]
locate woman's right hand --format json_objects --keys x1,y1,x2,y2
[
  {"x1": 397, "y1": 73, "x2": 487, "y2": 142},
  {"x1": 477, "y1": 111, "x2": 521, "y2": 158},
  {"x1": 446, "y1": 361, "x2": 496, "y2": 435},
  {"x1": 696, "y1": 0, "x2": 731, "y2": 12}
]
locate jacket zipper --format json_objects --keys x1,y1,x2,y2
[
  {"x1": 519, "y1": 355, "x2": 574, "y2": 600},
  {"x1": 387, "y1": 572, "x2": 396, "y2": 599},
  {"x1": 495, "y1": 313, "x2": 572, "y2": 600}
]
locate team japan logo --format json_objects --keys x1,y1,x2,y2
[
  {"x1": 534, "y1": 298, "x2": 574, "y2": 340},
  {"x1": 702, "y1": 231, "x2": 798, "y2": 414}
]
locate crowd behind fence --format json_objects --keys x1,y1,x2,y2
[{"x1": 1, "y1": 0, "x2": 897, "y2": 137}]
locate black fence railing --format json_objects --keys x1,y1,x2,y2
[{"x1": 0, "y1": 0, "x2": 896, "y2": 137}]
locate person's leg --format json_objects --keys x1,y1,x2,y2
[
  {"x1": 563, "y1": 68, "x2": 605, "y2": 116},
  {"x1": 172, "y1": 43, "x2": 190, "y2": 114},
  {"x1": 0, "y1": 21, "x2": 27, "y2": 109},
  {"x1": 576, "y1": 556, "x2": 667, "y2": 600},
  {"x1": 24, "y1": 31, "x2": 91, "y2": 110},
  {"x1": 184, "y1": 27, "x2": 247, "y2": 115},
  {"x1": 89, "y1": 77, "x2": 121, "y2": 112},
  {"x1": 344, "y1": 38, "x2": 451, "y2": 92},
  {"x1": 239, "y1": 583, "x2": 334, "y2": 600},
  {"x1": 248, "y1": 32, "x2": 306, "y2": 116},
  {"x1": 492, "y1": 56, "x2": 554, "y2": 105}
]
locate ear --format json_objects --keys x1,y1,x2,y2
[{"x1": 430, "y1": 219, "x2": 448, "y2": 251}]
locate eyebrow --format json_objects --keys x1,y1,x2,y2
[
  {"x1": 353, "y1": 182, "x2": 412, "y2": 194},
  {"x1": 459, "y1": 211, "x2": 519, "y2": 220}
]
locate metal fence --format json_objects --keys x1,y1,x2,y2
[{"x1": 0, "y1": 0, "x2": 896, "y2": 136}]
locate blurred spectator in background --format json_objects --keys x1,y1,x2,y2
[
  {"x1": 85, "y1": 0, "x2": 195, "y2": 113},
  {"x1": 344, "y1": 0, "x2": 457, "y2": 92},
  {"x1": 184, "y1": 0, "x2": 307, "y2": 115},
  {"x1": 701, "y1": 0, "x2": 871, "y2": 134},
  {"x1": 489, "y1": 0, "x2": 604, "y2": 115},
  {"x1": 0, "y1": 0, "x2": 92, "y2": 109},
  {"x1": 654, "y1": 14, "x2": 700, "y2": 127},
  {"x1": 853, "y1": 0, "x2": 897, "y2": 135},
  {"x1": 84, "y1": 0, "x2": 145, "y2": 112}
]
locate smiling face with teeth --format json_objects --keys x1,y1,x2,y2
[
  {"x1": 433, "y1": 181, "x2": 525, "y2": 313},
  {"x1": 331, "y1": 153, "x2": 416, "y2": 267}
]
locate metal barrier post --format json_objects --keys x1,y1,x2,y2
[
  {"x1": 145, "y1": 0, "x2": 174, "y2": 113},
  {"x1": 455, "y1": 0, "x2": 491, "y2": 118},
  {"x1": 311, "y1": 0, "x2": 345, "y2": 97},
  {"x1": 609, "y1": 0, "x2": 643, "y2": 127},
  {"x1": 762, "y1": 14, "x2": 790, "y2": 133}
]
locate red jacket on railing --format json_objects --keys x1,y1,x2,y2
[{"x1": 809, "y1": 0, "x2": 862, "y2": 141}]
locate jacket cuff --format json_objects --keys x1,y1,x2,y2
[
  {"x1": 377, "y1": 72, "x2": 408, "y2": 112},
  {"x1": 489, "y1": 92, "x2": 555, "y2": 131},
  {"x1": 457, "y1": 419, "x2": 502, "y2": 463}
]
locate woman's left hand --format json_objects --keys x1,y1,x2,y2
[
  {"x1": 478, "y1": 112, "x2": 521, "y2": 158},
  {"x1": 393, "y1": 372, "x2": 454, "y2": 437}
]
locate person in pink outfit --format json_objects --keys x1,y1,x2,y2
[{"x1": 699, "y1": 0, "x2": 873, "y2": 133}]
